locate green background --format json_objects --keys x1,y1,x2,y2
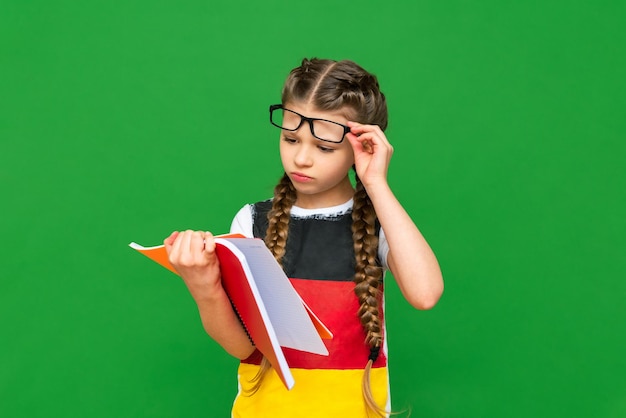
[{"x1": 2, "y1": 1, "x2": 624, "y2": 417}]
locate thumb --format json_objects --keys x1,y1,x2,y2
[{"x1": 202, "y1": 232, "x2": 218, "y2": 260}]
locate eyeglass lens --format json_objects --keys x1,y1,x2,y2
[{"x1": 271, "y1": 107, "x2": 346, "y2": 143}]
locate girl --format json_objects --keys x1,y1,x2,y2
[{"x1": 164, "y1": 58, "x2": 443, "y2": 417}]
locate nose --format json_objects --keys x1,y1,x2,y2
[
  {"x1": 292, "y1": 122, "x2": 315, "y2": 167},
  {"x1": 294, "y1": 143, "x2": 314, "y2": 167}
]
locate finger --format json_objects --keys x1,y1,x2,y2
[
  {"x1": 349, "y1": 131, "x2": 380, "y2": 152},
  {"x1": 169, "y1": 229, "x2": 189, "y2": 261},
  {"x1": 173, "y1": 230, "x2": 202, "y2": 265},
  {"x1": 347, "y1": 122, "x2": 384, "y2": 136},
  {"x1": 357, "y1": 136, "x2": 375, "y2": 154},
  {"x1": 354, "y1": 130, "x2": 394, "y2": 156},
  {"x1": 348, "y1": 123, "x2": 393, "y2": 149},
  {"x1": 164, "y1": 231, "x2": 179, "y2": 252},
  {"x1": 190, "y1": 230, "x2": 205, "y2": 256},
  {"x1": 203, "y1": 232, "x2": 216, "y2": 253},
  {"x1": 202, "y1": 232, "x2": 219, "y2": 264},
  {"x1": 348, "y1": 123, "x2": 383, "y2": 141},
  {"x1": 346, "y1": 132, "x2": 374, "y2": 156},
  {"x1": 347, "y1": 130, "x2": 378, "y2": 144},
  {"x1": 180, "y1": 229, "x2": 193, "y2": 250},
  {"x1": 346, "y1": 132, "x2": 360, "y2": 151},
  {"x1": 177, "y1": 230, "x2": 197, "y2": 262}
]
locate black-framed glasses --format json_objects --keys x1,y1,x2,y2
[{"x1": 269, "y1": 104, "x2": 350, "y2": 143}]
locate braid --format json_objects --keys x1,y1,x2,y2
[
  {"x1": 243, "y1": 173, "x2": 296, "y2": 394},
  {"x1": 265, "y1": 173, "x2": 297, "y2": 266},
  {"x1": 352, "y1": 174, "x2": 383, "y2": 347},
  {"x1": 352, "y1": 174, "x2": 389, "y2": 417}
]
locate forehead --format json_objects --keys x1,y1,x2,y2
[{"x1": 284, "y1": 102, "x2": 352, "y2": 124}]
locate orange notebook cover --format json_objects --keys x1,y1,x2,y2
[{"x1": 129, "y1": 235, "x2": 332, "y2": 390}]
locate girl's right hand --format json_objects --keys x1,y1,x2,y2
[
  {"x1": 164, "y1": 230, "x2": 222, "y2": 302},
  {"x1": 164, "y1": 231, "x2": 256, "y2": 358}
]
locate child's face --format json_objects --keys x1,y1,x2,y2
[{"x1": 279, "y1": 102, "x2": 355, "y2": 209}]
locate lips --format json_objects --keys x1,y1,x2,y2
[{"x1": 291, "y1": 172, "x2": 313, "y2": 183}]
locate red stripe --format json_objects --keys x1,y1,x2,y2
[{"x1": 243, "y1": 278, "x2": 386, "y2": 370}]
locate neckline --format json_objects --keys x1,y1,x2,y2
[{"x1": 290, "y1": 198, "x2": 353, "y2": 218}]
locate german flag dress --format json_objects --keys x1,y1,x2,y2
[{"x1": 229, "y1": 199, "x2": 391, "y2": 418}]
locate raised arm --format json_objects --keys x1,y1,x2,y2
[
  {"x1": 347, "y1": 122, "x2": 444, "y2": 310},
  {"x1": 164, "y1": 230, "x2": 256, "y2": 359},
  {"x1": 364, "y1": 182, "x2": 443, "y2": 309}
]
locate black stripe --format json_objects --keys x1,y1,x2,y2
[{"x1": 252, "y1": 200, "x2": 381, "y2": 282}]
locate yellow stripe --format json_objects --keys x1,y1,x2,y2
[{"x1": 232, "y1": 363, "x2": 389, "y2": 418}]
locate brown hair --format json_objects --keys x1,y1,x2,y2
[{"x1": 263, "y1": 58, "x2": 390, "y2": 416}]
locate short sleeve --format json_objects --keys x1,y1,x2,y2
[
  {"x1": 229, "y1": 204, "x2": 254, "y2": 238},
  {"x1": 378, "y1": 227, "x2": 390, "y2": 271}
]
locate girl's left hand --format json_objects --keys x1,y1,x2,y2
[{"x1": 346, "y1": 121, "x2": 394, "y2": 188}]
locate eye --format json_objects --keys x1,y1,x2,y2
[
  {"x1": 318, "y1": 145, "x2": 335, "y2": 153},
  {"x1": 282, "y1": 137, "x2": 297, "y2": 144}
]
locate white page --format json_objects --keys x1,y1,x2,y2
[{"x1": 217, "y1": 238, "x2": 329, "y2": 356}]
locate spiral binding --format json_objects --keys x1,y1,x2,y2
[{"x1": 228, "y1": 299, "x2": 255, "y2": 346}]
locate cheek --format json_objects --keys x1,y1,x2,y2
[
  {"x1": 342, "y1": 143, "x2": 355, "y2": 166},
  {"x1": 279, "y1": 141, "x2": 290, "y2": 163},
  {"x1": 326, "y1": 152, "x2": 355, "y2": 178},
  {"x1": 339, "y1": 148, "x2": 355, "y2": 169}
]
